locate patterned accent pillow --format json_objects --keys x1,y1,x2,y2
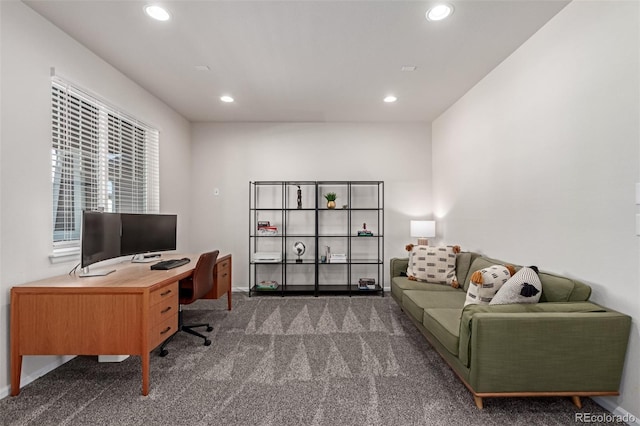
[
  {"x1": 464, "y1": 264, "x2": 512, "y2": 306},
  {"x1": 490, "y1": 266, "x2": 542, "y2": 305},
  {"x1": 407, "y1": 245, "x2": 458, "y2": 286}
]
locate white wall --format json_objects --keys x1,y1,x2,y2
[
  {"x1": 0, "y1": 2, "x2": 191, "y2": 396},
  {"x1": 432, "y1": 0, "x2": 639, "y2": 419},
  {"x1": 190, "y1": 122, "x2": 432, "y2": 290}
]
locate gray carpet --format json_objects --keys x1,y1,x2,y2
[{"x1": 1, "y1": 294, "x2": 621, "y2": 425}]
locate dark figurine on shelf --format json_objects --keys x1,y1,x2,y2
[
  {"x1": 358, "y1": 222, "x2": 374, "y2": 236},
  {"x1": 297, "y1": 186, "x2": 302, "y2": 209}
]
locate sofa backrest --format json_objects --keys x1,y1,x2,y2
[{"x1": 462, "y1": 255, "x2": 591, "y2": 302}]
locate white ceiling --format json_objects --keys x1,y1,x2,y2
[{"x1": 25, "y1": 0, "x2": 570, "y2": 123}]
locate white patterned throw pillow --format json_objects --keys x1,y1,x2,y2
[
  {"x1": 490, "y1": 266, "x2": 542, "y2": 305},
  {"x1": 407, "y1": 245, "x2": 458, "y2": 286},
  {"x1": 464, "y1": 264, "x2": 514, "y2": 306}
]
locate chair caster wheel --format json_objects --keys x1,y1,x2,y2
[
  {"x1": 206, "y1": 326, "x2": 213, "y2": 332},
  {"x1": 159, "y1": 349, "x2": 168, "y2": 357},
  {"x1": 204, "y1": 339, "x2": 211, "y2": 346}
]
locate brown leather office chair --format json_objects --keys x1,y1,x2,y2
[{"x1": 159, "y1": 250, "x2": 219, "y2": 357}]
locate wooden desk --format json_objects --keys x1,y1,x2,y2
[{"x1": 10, "y1": 254, "x2": 198, "y2": 397}]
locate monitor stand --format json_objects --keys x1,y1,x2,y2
[
  {"x1": 131, "y1": 253, "x2": 161, "y2": 263},
  {"x1": 78, "y1": 267, "x2": 116, "y2": 277}
]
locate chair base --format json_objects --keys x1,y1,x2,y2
[{"x1": 158, "y1": 311, "x2": 213, "y2": 357}]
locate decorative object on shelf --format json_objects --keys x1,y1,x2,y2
[
  {"x1": 293, "y1": 241, "x2": 306, "y2": 263},
  {"x1": 324, "y1": 192, "x2": 337, "y2": 209},
  {"x1": 358, "y1": 222, "x2": 373, "y2": 236},
  {"x1": 297, "y1": 185, "x2": 302, "y2": 209},
  {"x1": 410, "y1": 220, "x2": 435, "y2": 245},
  {"x1": 342, "y1": 204, "x2": 348, "y2": 209}
]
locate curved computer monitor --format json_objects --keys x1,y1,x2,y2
[
  {"x1": 80, "y1": 210, "x2": 122, "y2": 271},
  {"x1": 120, "y1": 213, "x2": 177, "y2": 260}
]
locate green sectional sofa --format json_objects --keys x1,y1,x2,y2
[{"x1": 390, "y1": 252, "x2": 631, "y2": 409}]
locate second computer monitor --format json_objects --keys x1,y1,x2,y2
[{"x1": 120, "y1": 213, "x2": 177, "y2": 257}]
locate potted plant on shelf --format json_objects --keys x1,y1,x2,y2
[{"x1": 324, "y1": 192, "x2": 337, "y2": 209}]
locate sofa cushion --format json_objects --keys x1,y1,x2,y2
[
  {"x1": 491, "y1": 266, "x2": 542, "y2": 305},
  {"x1": 538, "y1": 272, "x2": 591, "y2": 302},
  {"x1": 391, "y1": 276, "x2": 460, "y2": 302},
  {"x1": 423, "y1": 308, "x2": 462, "y2": 356},
  {"x1": 407, "y1": 245, "x2": 458, "y2": 286},
  {"x1": 401, "y1": 290, "x2": 466, "y2": 325},
  {"x1": 464, "y1": 264, "x2": 512, "y2": 306},
  {"x1": 455, "y1": 252, "x2": 480, "y2": 290}
]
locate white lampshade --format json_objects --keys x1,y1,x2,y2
[{"x1": 410, "y1": 220, "x2": 435, "y2": 245}]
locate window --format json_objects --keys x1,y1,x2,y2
[{"x1": 51, "y1": 77, "x2": 159, "y2": 252}]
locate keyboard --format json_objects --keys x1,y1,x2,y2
[{"x1": 150, "y1": 257, "x2": 191, "y2": 270}]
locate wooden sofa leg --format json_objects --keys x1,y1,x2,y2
[
  {"x1": 473, "y1": 396, "x2": 483, "y2": 409},
  {"x1": 571, "y1": 396, "x2": 582, "y2": 409}
]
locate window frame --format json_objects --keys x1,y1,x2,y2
[{"x1": 50, "y1": 77, "x2": 159, "y2": 258}]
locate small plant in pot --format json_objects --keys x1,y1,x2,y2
[{"x1": 324, "y1": 192, "x2": 337, "y2": 209}]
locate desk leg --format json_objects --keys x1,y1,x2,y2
[
  {"x1": 227, "y1": 290, "x2": 232, "y2": 311},
  {"x1": 10, "y1": 291, "x2": 22, "y2": 396},
  {"x1": 141, "y1": 352, "x2": 149, "y2": 396},
  {"x1": 10, "y1": 353, "x2": 22, "y2": 396}
]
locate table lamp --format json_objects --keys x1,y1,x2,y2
[{"x1": 410, "y1": 220, "x2": 435, "y2": 246}]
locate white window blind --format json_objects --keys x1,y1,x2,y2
[{"x1": 51, "y1": 77, "x2": 159, "y2": 249}]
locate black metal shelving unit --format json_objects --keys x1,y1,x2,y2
[{"x1": 249, "y1": 181, "x2": 383, "y2": 296}]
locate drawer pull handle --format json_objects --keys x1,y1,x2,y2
[
  {"x1": 160, "y1": 289, "x2": 172, "y2": 296},
  {"x1": 222, "y1": 273, "x2": 228, "y2": 278},
  {"x1": 160, "y1": 326, "x2": 171, "y2": 335},
  {"x1": 161, "y1": 306, "x2": 172, "y2": 314}
]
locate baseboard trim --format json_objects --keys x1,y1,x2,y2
[
  {"x1": 0, "y1": 355, "x2": 75, "y2": 399},
  {"x1": 591, "y1": 396, "x2": 639, "y2": 426}
]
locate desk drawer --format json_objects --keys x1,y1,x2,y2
[
  {"x1": 150, "y1": 282, "x2": 178, "y2": 306},
  {"x1": 151, "y1": 292, "x2": 178, "y2": 325},
  {"x1": 151, "y1": 314, "x2": 178, "y2": 350},
  {"x1": 211, "y1": 255, "x2": 231, "y2": 298}
]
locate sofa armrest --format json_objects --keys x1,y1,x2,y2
[
  {"x1": 467, "y1": 310, "x2": 631, "y2": 394},
  {"x1": 390, "y1": 257, "x2": 409, "y2": 280}
]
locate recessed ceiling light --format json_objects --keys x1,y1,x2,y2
[
  {"x1": 384, "y1": 95, "x2": 398, "y2": 103},
  {"x1": 194, "y1": 65, "x2": 210, "y2": 71},
  {"x1": 401, "y1": 65, "x2": 417, "y2": 72},
  {"x1": 144, "y1": 5, "x2": 171, "y2": 21},
  {"x1": 426, "y1": 4, "x2": 453, "y2": 21},
  {"x1": 220, "y1": 95, "x2": 234, "y2": 103}
]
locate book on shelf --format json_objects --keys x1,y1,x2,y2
[
  {"x1": 256, "y1": 280, "x2": 279, "y2": 290},
  {"x1": 257, "y1": 226, "x2": 278, "y2": 235},
  {"x1": 329, "y1": 253, "x2": 347, "y2": 263},
  {"x1": 253, "y1": 252, "x2": 282, "y2": 262},
  {"x1": 257, "y1": 221, "x2": 278, "y2": 235},
  {"x1": 358, "y1": 278, "x2": 376, "y2": 290}
]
